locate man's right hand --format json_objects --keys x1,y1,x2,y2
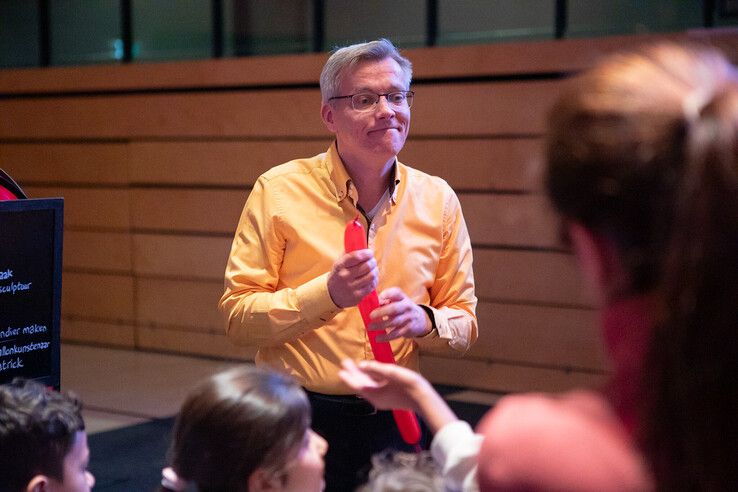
[{"x1": 327, "y1": 249, "x2": 378, "y2": 308}]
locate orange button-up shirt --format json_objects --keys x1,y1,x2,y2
[{"x1": 219, "y1": 143, "x2": 477, "y2": 393}]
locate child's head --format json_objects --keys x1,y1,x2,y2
[
  {"x1": 357, "y1": 450, "x2": 446, "y2": 492},
  {"x1": 163, "y1": 365, "x2": 326, "y2": 492},
  {"x1": 0, "y1": 378, "x2": 94, "y2": 492}
]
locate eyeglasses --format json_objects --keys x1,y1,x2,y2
[{"x1": 328, "y1": 91, "x2": 414, "y2": 112}]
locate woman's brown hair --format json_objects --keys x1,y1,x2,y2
[
  {"x1": 161, "y1": 366, "x2": 311, "y2": 492},
  {"x1": 545, "y1": 44, "x2": 738, "y2": 490}
]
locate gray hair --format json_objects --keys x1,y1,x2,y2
[
  {"x1": 356, "y1": 450, "x2": 450, "y2": 492},
  {"x1": 320, "y1": 38, "x2": 413, "y2": 102}
]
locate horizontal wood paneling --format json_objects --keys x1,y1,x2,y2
[
  {"x1": 421, "y1": 355, "x2": 606, "y2": 393},
  {"x1": 129, "y1": 189, "x2": 245, "y2": 234},
  {"x1": 474, "y1": 249, "x2": 593, "y2": 307},
  {"x1": 137, "y1": 325, "x2": 255, "y2": 360},
  {"x1": 402, "y1": 138, "x2": 544, "y2": 191},
  {"x1": 24, "y1": 186, "x2": 131, "y2": 230},
  {"x1": 412, "y1": 80, "x2": 563, "y2": 136},
  {"x1": 128, "y1": 140, "x2": 332, "y2": 186},
  {"x1": 136, "y1": 278, "x2": 223, "y2": 331},
  {"x1": 460, "y1": 194, "x2": 559, "y2": 248},
  {"x1": 470, "y1": 302, "x2": 604, "y2": 371},
  {"x1": 131, "y1": 234, "x2": 231, "y2": 280},
  {"x1": 61, "y1": 318, "x2": 136, "y2": 348},
  {"x1": 62, "y1": 272, "x2": 135, "y2": 322},
  {"x1": 64, "y1": 231, "x2": 132, "y2": 272},
  {"x1": 0, "y1": 143, "x2": 129, "y2": 185},
  {"x1": 0, "y1": 90, "x2": 324, "y2": 139},
  {"x1": 0, "y1": 81, "x2": 559, "y2": 140}
]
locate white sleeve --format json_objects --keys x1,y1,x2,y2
[{"x1": 431, "y1": 420, "x2": 483, "y2": 492}]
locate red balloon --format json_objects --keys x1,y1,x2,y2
[{"x1": 344, "y1": 217, "x2": 422, "y2": 445}]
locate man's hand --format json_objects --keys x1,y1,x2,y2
[
  {"x1": 327, "y1": 249, "x2": 378, "y2": 308},
  {"x1": 368, "y1": 287, "x2": 433, "y2": 341}
]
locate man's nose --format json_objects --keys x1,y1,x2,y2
[{"x1": 374, "y1": 95, "x2": 395, "y2": 116}]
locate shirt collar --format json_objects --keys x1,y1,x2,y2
[{"x1": 325, "y1": 141, "x2": 402, "y2": 205}]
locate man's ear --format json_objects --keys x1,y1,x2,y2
[
  {"x1": 567, "y1": 221, "x2": 623, "y2": 304},
  {"x1": 26, "y1": 475, "x2": 50, "y2": 492},
  {"x1": 248, "y1": 468, "x2": 282, "y2": 492},
  {"x1": 321, "y1": 102, "x2": 336, "y2": 133}
]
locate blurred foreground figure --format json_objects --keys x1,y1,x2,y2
[{"x1": 342, "y1": 43, "x2": 738, "y2": 491}]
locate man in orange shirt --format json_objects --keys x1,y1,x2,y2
[{"x1": 219, "y1": 38, "x2": 477, "y2": 491}]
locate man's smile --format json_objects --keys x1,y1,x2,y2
[{"x1": 368, "y1": 126, "x2": 401, "y2": 134}]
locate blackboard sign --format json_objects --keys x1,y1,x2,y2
[{"x1": 0, "y1": 198, "x2": 63, "y2": 389}]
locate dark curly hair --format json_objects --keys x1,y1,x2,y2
[{"x1": 0, "y1": 378, "x2": 85, "y2": 492}]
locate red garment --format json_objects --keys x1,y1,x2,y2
[
  {"x1": 601, "y1": 296, "x2": 655, "y2": 438},
  {"x1": 0, "y1": 185, "x2": 17, "y2": 200},
  {"x1": 475, "y1": 296, "x2": 655, "y2": 491}
]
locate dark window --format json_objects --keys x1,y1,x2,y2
[
  {"x1": 323, "y1": 0, "x2": 426, "y2": 50},
  {"x1": 132, "y1": 0, "x2": 212, "y2": 61},
  {"x1": 50, "y1": 0, "x2": 121, "y2": 66},
  {"x1": 438, "y1": 0, "x2": 555, "y2": 45},
  {"x1": 0, "y1": 0, "x2": 40, "y2": 68},
  {"x1": 224, "y1": 0, "x2": 314, "y2": 56},
  {"x1": 567, "y1": 0, "x2": 703, "y2": 38}
]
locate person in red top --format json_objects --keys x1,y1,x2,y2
[
  {"x1": 341, "y1": 42, "x2": 738, "y2": 491},
  {"x1": 0, "y1": 186, "x2": 16, "y2": 200},
  {"x1": 0, "y1": 168, "x2": 25, "y2": 200}
]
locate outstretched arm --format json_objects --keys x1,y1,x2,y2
[
  {"x1": 340, "y1": 359, "x2": 482, "y2": 490},
  {"x1": 339, "y1": 359, "x2": 458, "y2": 434}
]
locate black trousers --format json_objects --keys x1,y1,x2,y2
[{"x1": 307, "y1": 390, "x2": 430, "y2": 492}]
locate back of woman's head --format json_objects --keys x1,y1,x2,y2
[
  {"x1": 165, "y1": 366, "x2": 310, "y2": 492},
  {"x1": 545, "y1": 44, "x2": 738, "y2": 490}
]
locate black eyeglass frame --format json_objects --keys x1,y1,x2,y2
[{"x1": 328, "y1": 90, "x2": 415, "y2": 111}]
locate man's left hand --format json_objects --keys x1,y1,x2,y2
[{"x1": 368, "y1": 287, "x2": 432, "y2": 341}]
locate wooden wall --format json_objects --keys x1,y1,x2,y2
[{"x1": 2, "y1": 30, "x2": 736, "y2": 393}]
